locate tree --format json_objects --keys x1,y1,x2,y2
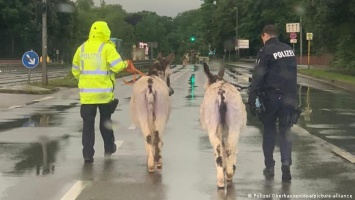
[
  {"x1": 0, "y1": 0, "x2": 37, "y2": 57},
  {"x1": 134, "y1": 11, "x2": 174, "y2": 56}
]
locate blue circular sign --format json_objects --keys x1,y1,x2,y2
[{"x1": 22, "y1": 51, "x2": 39, "y2": 69}]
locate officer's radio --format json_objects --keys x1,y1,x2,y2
[{"x1": 255, "y1": 96, "x2": 265, "y2": 114}]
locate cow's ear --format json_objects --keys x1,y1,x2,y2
[
  {"x1": 156, "y1": 52, "x2": 163, "y2": 60},
  {"x1": 164, "y1": 53, "x2": 175, "y2": 64},
  {"x1": 203, "y1": 62, "x2": 214, "y2": 81},
  {"x1": 162, "y1": 53, "x2": 175, "y2": 68},
  {"x1": 217, "y1": 66, "x2": 225, "y2": 80}
]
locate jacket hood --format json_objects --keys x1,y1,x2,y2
[{"x1": 88, "y1": 21, "x2": 111, "y2": 42}]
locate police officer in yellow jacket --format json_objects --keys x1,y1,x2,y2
[{"x1": 72, "y1": 21, "x2": 131, "y2": 163}]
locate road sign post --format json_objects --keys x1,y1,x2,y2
[
  {"x1": 147, "y1": 42, "x2": 158, "y2": 59},
  {"x1": 42, "y1": 0, "x2": 48, "y2": 85},
  {"x1": 56, "y1": 49, "x2": 59, "y2": 62},
  {"x1": 286, "y1": 22, "x2": 302, "y2": 64},
  {"x1": 22, "y1": 51, "x2": 39, "y2": 83},
  {"x1": 290, "y1": 33, "x2": 297, "y2": 52},
  {"x1": 306, "y1": 33, "x2": 313, "y2": 69}
]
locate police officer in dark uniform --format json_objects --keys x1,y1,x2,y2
[{"x1": 248, "y1": 25, "x2": 298, "y2": 182}]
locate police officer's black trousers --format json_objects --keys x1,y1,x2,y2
[
  {"x1": 80, "y1": 103, "x2": 115, "y2": 160},
  {"x1": 260, "y1": 94, "x2": 293, "y2": 168}
]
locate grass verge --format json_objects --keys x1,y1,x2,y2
[{"x1": 298, "y1": 69, "x2": 355, "y2": 86}]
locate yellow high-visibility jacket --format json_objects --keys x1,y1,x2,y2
[{"x1": 72, "y1": 21, "x2": 128, "y2": 104}]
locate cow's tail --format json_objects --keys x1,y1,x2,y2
[
  {"x1": 146, "y1": 78, "x2": 156, "y2": 134},
  {"x1": 216, "y1": 88, "x2": 228, "y2": 139},
  {"x1": 218, "y1": 88, "x2": 227, "y2": 126},
  {"x1": 216, "y1": 88, "x2": 228, "y2": 165}
]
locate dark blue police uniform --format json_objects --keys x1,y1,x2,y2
[{"x1": 248, "y1": 37, "x2": 298, "y2": 171}]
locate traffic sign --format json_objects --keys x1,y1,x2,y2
[
  {"x1": 22, "y1": 51, "x2": 39, "y2": 69},
  {"x1": 286, "y1": 23, "x2": 300, "y2": 33},
  {"x1": 290, "y1": 39, "x2": 297, "y2": 43},
  {"x1": 290, "y1": 32, "x2": 297, "y2": 39},
  {"x1": 307, "y1": 33, "x2": 313, "y2": 40},
  {"x1": 237, "y1": 39, "x2": 249, "y2": 49}
]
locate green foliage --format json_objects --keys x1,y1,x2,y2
[
  {"x1": 0, "y1": 0, "x2": 37, "y2": 57},
  {"x1": 0, "y1": 0, "x2": 354, "y2": 70}
]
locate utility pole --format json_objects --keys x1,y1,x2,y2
[
  {"x1": 300, "y1": 16, "x2": 303, "y2": 65},
  {"x1": 235, "y1": 7, "x2": 239, "y2": 62},
  {"x1": 42, "y1": 0, "x2": 48, "y2": 85}
]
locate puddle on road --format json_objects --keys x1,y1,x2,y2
[
  {"x1": 0, "y1": 103, "x2": 78, "y2": 132},
  {"x1": 297, "y1": 85, "x2": 355, "y2": 154},
  {"x1": 0, "y1": 113, "x2": 59, "y2": 132},
  {"x1": 2, "y1": 138, "x2": 60, "y2": 176}
]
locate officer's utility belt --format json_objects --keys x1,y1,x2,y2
[{"x1": 264, "y1": 88, "x2": 282, "y2": 96}]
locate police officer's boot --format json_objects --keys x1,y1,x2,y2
[
  {"x1": 263, "y1": 167, "x2": 274, "y2": 176},
  {"x1": 104, "y1": 143, "x2": 117, "y2": 156},
  {"x1": 281, "y1": 165, "x2": 291, "y2": 182}
]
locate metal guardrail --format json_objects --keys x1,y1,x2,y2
[
  {"x1": 239, "y1": 58, "x2": 255, "y2": 63},
  {"x1": 132, "y1": 60, "x2": 154, "y2": 69}
]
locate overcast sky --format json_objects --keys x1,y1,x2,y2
[{"x1": 93, "y1": 0, "x2": 202, "y2": 17}]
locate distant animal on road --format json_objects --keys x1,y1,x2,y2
[
  {"x1": 200, "y1": 63, "x2": 247, "y2": 188},
  {"x1": 130, "y1": 53, "x2": 175, "y2": 172}
]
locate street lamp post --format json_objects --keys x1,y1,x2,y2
[
  {"x1": 295, "y1": 5, "x2": 305, "y2": 65},
  {"x1": 42, "y1": 0, "x2": 48, "y2": 85},
  {"x1": 235, "y1": 7, "x2": 239, "y2": 62},
  {"x1": 300, "y1": 16, "x2": 303, "y2": 65}
]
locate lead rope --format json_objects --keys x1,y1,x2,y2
[{"x1": 122, "y1": 62, "x2": 146, "y2": 85}]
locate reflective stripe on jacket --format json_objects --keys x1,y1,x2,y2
[{"x1": 72, "y1": 21, "x2": 128, "y2": 104}]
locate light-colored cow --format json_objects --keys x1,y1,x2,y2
[
  {"x1": 130, "y1": 53, "x2": 174, "y2": 172},
  {"x1": 200, "y1": 63, "x2": 247, "y2": 188}
]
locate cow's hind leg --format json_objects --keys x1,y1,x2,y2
[
  {"x1": 142, "y1": 124, "x2": 155, "y2": 172},
  {"x1": 208, "y1": 125, "x2": 225, "y2": 188},
  {"x1": 154, "y1": 120, "x2": 165, "y2": 169},
  {"x1": 226, "y1": 129, "x2": 240, "y2": 182},
  {"x1": 153, "y1": 131, "x2": 163, "y2": 169}
]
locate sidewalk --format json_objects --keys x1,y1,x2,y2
[{"x1": 0, "y1": 86, "x2": 77, "y2": 110}]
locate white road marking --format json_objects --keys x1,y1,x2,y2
[
  {"x1": 61, "y1": 140, "x2": 124, "y2": 200},
  {"x1": 7, "y1": 96, "x2": 54, "y2": 109},
  {"x1": 61, "y1": 181, "x2": 89, "y2": 200},
  {"x1": 332, "y1": 146, "x2": 355, "y2": 164},
  {"x1": 172, "y1": 69, "x2": 190, "y2": 81},
  {"x1": 128, "y1": 124, "x2": 136, "y2": 130},
  {"x1": 115, "y1": 140, "x2": 124, "y2": 149},
  {"x1": 33, "y1": 96, "x2": 54, "y2": 102},
  {"x1": 8, "y1": 105, "x2": 22, "y2": 109},
  {"x1": 293, "y1": 125, "x2": 355, "y2": 163}
]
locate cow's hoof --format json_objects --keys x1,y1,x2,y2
[
  {"x1": 148, "y1": 167, "x2": 155, "y2": 173},
  {"x1": 226, "y1": 173, "x2": 234, "y2": 182},
  {"x1": 217, "y1": 180, "x2": 225, "y2": 188}
]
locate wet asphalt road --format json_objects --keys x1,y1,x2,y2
[{"x1": 0, "y1": 63, "x2": 354, "y2": 200}]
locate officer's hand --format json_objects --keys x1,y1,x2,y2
[
  {"x1": 248, "y1": 102, "x2": 257, "y2": 117},
  {"x1": 125, "y1": 60, "x2": 136, "y2": 73}
]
